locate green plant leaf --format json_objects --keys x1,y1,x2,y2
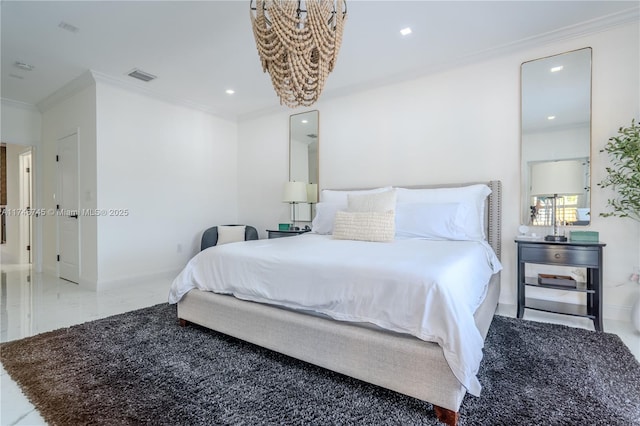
[{"x1": 599, "y1": 118, "x2": 640, "y2": 222}]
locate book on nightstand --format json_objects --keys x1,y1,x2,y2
[
  {"x1": 569, "y1": 231, "x2": 599, "y2": 243},
  {"x1": 538, "y1": 273, "x2": 576, "y2": 288}
]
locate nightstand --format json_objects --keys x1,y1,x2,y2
[
  {"x1": 267, "y1": 229, "x2": 310, "y2": 239},
  {"x1": 516, "y1": 239, "x2": 606, "y2": 331}
]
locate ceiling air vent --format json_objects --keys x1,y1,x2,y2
[
  {"x1": 58, "y1": 21, "x2": 80, "y2": 33},
  {"x1": 127, "y1": 68, "x2": 156, "y2": 82},
  {"x1": 14, "y1": 61, "x2": 34, "y2": 71},
  {"x1": 306, "y1": 133, "x2": 318, "y2": 139}
]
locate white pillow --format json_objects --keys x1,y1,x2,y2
[
  {"x1": 395, "y1": 184, "x2": 491, "y2": 241},
  {"x1": 347, "y1": 189, "x2": 397, "y2": 213},
  {"x1": 217, "y1": 225, "x2": 246, "y2": 245},
  {"x1": 321, "y1": 186, "x2": 393, "y2": 206},
  {"x1": 332, "y1": 210, "x2": 395, "y2": 242},
  {"x1": 311, "y1": 203, "x2": 343, "y2": 234},
  {"x1": 395, "y1": 202, "x2": 468, "y2": 240}
]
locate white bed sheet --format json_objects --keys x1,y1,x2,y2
[{"x1": 169, "y1": 234, "x2": 502, "y2": 396}]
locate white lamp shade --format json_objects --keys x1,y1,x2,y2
[
  {"x1": 530, "y1": 160, "x2": 585, "y2": 196},
  {"x1": 283, "y1": 181, "x2": 308, "y2": 203},
  {"x1": 306, "y1": 183, "x2": 318, "y2": 204}
]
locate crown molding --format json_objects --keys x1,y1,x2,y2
[
  {"x1": 36, "y1": 70, "x2": 96, "y2": 113},
  {"x1": 1, "y1": 97, "x2": 40, "y2": 112},
  {"x1": 240, "y1": 6, "x2": 639, "y2": 121},
  {"x1": 89, "y1": 70, "x2": 237, "y2": 122},
  {"x1": 476, "y1": 5, "x2": 639, "y2": 59},
  {"x1": 34, "y1": 70, "x2": 236, "y2": 122}
]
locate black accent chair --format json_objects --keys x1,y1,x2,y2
[{"x1": 200, "y1": 225, "x2": 259, "y2": 251}]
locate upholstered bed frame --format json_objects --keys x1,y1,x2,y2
[{"x1": 177, "y1": 181, "x2": 502, "y2": 426}]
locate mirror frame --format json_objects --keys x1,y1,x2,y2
[
  {"x1": 289, "y1": 110, "x2": 319, "y2": 222},
  {"x1": 520, "y1": 47, "x2": 592, "y2": 227}
]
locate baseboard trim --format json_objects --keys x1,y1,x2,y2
[
  {"x1": 42, "y1": 265, "x2": 58, "y2": 277},
  {"x1": 497, "y1": 302, "x2": 633, "y2": 324},
  {"x1": 604, "y1": 304, "x2": 632, "y2": 323},
  {"x1": 96, "y1": 269, "x2": 180, "y2": 292}
]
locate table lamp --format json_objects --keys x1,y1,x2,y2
[{"x1": 283, "y1": 181, "x2": 307, "y2": 230}]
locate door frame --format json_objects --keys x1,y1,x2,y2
[
  {"x1": 0, "y1": 143, "x2": 39, "y2": 268},
  {"x1": 18, "y1": 149, "x2": 33, "y2": 264}
]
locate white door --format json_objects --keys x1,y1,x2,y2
[
  {"x1": 57, "y1": 133, "x2": 79, "y2": 283},
  {"x1": 19, "y1": 150, "x2": 33, "y2": 263}
]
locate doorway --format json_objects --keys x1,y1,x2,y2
[{"x1": 0, "y1": 143, "x2": 34, "y2": 266}]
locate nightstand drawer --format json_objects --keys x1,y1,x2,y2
[
  {"x1": 267, "y1": 229, "x2": 310, "y2": 239},
  {"x1": 521, "y1": 245, "x2": 599, "y2": 267},
  {"x1": 268, "y1": 231, "x2": 291, "y2": 239}
]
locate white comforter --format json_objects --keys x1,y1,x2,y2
[{"x1": 169, "y1": 234, "x2": 502, "y2": 396}]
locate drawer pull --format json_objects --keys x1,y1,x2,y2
[{"x1": 555, "y1": 253, "x2": 561, "y2": 259}]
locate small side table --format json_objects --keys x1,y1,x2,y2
[
  {"x1": 267, "y1": 229, "x2": 310, "y2": 239},
  {"x1": 516, "y1": 239, "x2": 606, "y2": 331}
]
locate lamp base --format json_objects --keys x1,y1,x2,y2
[{"x1": 544, "y1": 235, "x2": 567, "y2": 242}]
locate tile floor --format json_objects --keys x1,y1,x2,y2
[
  {"x1": 1, "y1": 264, "x2": 172, "y2": 426},
  {"x1": 1, "y1": 264, "x2": 639, "y2": 426}
]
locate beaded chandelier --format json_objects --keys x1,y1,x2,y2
[{"x1": 250, "y1": 0, "x2": 347, "y2": 108}]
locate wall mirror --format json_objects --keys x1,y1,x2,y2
[
  {"x1": 289, "y1": 110, "x2": 319, "y2": 222},
  {"x1": 521, "y1": 47, "x2": 592, "y2": 227}
]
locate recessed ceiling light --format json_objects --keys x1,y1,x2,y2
[
  {"x1": 58, "y1": 21, "x2": 80, "y2": 33},
  {"x1": 14, "y1": 61, "x2": 34, "y2": 71},
  {"x1": 301, "y1": 119, "x2": 308, "y2": 124},
  {"x1": 550, "y1": 66, "x2": 564, "y2": 72},
  {"x1": 225, "y1": 89, "x2": 235, "y2": 95},
  {"x1": 400, "y1": 27, "x2": 412, "y2": 36},
  {"x1": 548, "y1": 116, "x2": 556, "y2": 120}
]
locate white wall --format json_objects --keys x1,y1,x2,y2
[
  {"x1": 237, "y1": 22, "x2": 640, "y2": 321},
  {"x1": 37, "y1": 78, "x2": 239, "y2": 289},
  {"x1": 40, "y1": 82, "x2": 98, "y2": 286},
  {"x1": 95, "y1": 82, "x2": 238, "y2": 288},
  {"x1": 238, "y1": 113, "x2": 290, "y2": 235},
  {"x1": 1, "y1": 100, "x2": 42, "y2": 145}
]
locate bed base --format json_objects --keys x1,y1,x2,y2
[{"x1": 178, "y1": 273, "x2": 499, "y2": 426}]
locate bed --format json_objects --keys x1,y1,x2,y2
[{"x1": 171, "y1": 181, "x2": 502, "y2": 426}]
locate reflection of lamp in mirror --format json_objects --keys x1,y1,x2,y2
[
  {"x1": 283, "y1": 181, "x2": 307, "y2": 230},
  {"x1": 531, "y1": 160, "x2": 585, "y2": 241},
  {"x1": 306, "y1": 183, "x2": 318, "y2": 221}
]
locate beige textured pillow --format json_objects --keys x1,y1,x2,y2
[
  {"x1": 333, "y1": 211, "x2": 395, "y2": 242},
  {"x1": 347, "y1": 189, "x2": 396, "y2": 213},
  {"x1": 217, "y1": 225, "x2": 246, "y2": 245}
]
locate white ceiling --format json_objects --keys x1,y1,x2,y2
[{"x1": 1, "y1": 1, "x2": 638, "y2": 121}]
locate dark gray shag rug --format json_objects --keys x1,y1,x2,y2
[{"x1": 1, "y1": 303, "x2": 639, "y2": 425}]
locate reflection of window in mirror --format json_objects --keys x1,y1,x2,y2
[
  {"x1": 289, "y1": 110, "x2": 319, "y2": 222},
  {"x1": 528, "y1": 158, "x2": 590, "y2": 226},
  {"x1": 521, "y1": 48, "x2": 592, "y2": 226}
]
